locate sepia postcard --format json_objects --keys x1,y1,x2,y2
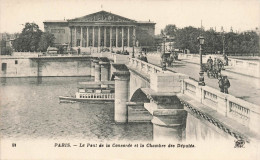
[{"x1": 0, "y1": 0, "x2": 259, "y2": 159}]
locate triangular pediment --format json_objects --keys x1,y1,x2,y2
[{"x1": 68, "y1": 11, "x2": 136, "y2": 23}]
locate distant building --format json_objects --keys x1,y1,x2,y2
[{"x1": 43, "y1": 10, "x2": 156, "y2": 51}]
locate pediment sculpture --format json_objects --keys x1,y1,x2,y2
[{"x1": 69, "y1": 11, "x2": 135, "y2": 22}]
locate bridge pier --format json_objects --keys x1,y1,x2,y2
[
  {"x1": 94, "y1": 60, "x2": 101, "y2": 82},
  {"x1": 145, "y1": 72, "x2": 189, "y2": 141},
  {"x1": 100, "y1": 61, "x2": 110, "y2": 81},
  {"x1": 144, "y1": 94, "x2": 187, "y2": 141},
  {"x1": 152, "y1": 110, "x2": 187, "y2": 141},
  {"x1": 114, "y1": 71, "x2": 130, "y2": 123}
]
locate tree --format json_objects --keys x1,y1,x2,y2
[
  {"x1": 13, "y1": 22, "x2": 42, "y2": 52},
  {"x1": 163, "y1": 24, "x2": 177, "y2": 37},
  {"x1": 174, "y1": 26, "x2": 200, "y2": 53},
  {"x1": 163, "y1": 23, "x2": 259, "y2": 56},
  {"x1": 38, "y1": 32, "x2": 55, "y2": 52}
]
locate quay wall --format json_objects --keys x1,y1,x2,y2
[
  {"x1": 0, "y1": 57, "x2": 91, "y2": 77},
  {"x1": 186, "y1": 112, "x2": 234, "y2": 141}
]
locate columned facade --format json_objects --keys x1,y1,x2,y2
[
  {"x1": 44, "y1": 11, "x2": 155, "y2": 50},
  {"x1": 69, "y1": 25, "x2": 137, "y2": 48}
]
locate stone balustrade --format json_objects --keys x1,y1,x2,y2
[
  {"x1": 127, "y1": 57, "x2": 163, "y2": 74},
  {"x1": 228, "y1": 58, "x2": 260, "y2": 77},
  {"x1": 182, "y1": 78, "x2": 260, "y2": 133}
]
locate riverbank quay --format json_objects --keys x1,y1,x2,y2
[{"x1": 0, "y1": 53, "x2": 97, "y2": 77}]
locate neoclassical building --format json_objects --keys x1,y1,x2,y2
[{"x1": 43, "y1": 10, "x2": 156, "y2": 51}]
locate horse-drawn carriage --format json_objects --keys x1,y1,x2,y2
[
  {"x1": 160, "y1": 52, "x2": 178, "y2": 67},
  {"x1": 203, "y1": 56, "x2": 225, "y2": 79}
]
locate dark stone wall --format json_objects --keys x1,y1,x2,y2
[{"x1": 44, "y1": 22, "x2": 70, "y2": 45}]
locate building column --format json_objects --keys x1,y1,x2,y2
[
  {"x1": 92, "y1": 27, "x2": 95, "y2": 47},
  {"x1": 74, "y1": 27, "x2": 77, "y2": 47},
  {"x1": 91, "y1": 60, "x2": 95, "y2": 77},
  {"x1": 70, "y1": 27, "x2": 72, "y2": 47},
  {"x1": 104, "y1": 27, "x2": 107, "y2": 47},
  {"x1": 94, "y1": 60, "x2": 100, "y2": 82},
  {"x1": 133, "y1": 26, "x2": 136, "y2": 46},
  {"x1": 127, "y1": 27, "x2": 130, "y2": 47},
  {"x1": 110, "y1": 27, "x2": 112, "y2": 51},
  {"x1": 116, "y1": 27, "x2": 118, "y2": 48},
  {"x1": 114, "y1": 71, "x2": 130, "y2": 123},
  {"x1": 99, "y1": 61, "x2": 110, "y2": 81},
  {"x1": 86, "y1": 27, "x2": 89, "y2": 47},
  {"x1": 122, "y1": 27, "x2": 124, "y2": 49},
  {"x1": 98, "y1": 27, "x2": 101, "y2": 49},
  {"x1": 80, "y1": 27, "x2": 83, "y2": 47}
]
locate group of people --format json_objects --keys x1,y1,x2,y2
[
  {"x1": 137, "y1": 52, "x2": 148, "y2": 63},
  {"x1": 207, "y1": 56, "x2": 231, "y2": 93},
  {"x1": 206, "y1": 57, "x2": 224, "y2": 79},
  {"x1": 116, "y1": 50, "x2": 129, "y2": 55}
]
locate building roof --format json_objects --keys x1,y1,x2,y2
[
  {"x1": 68, "y1": 10, "x2": 137, "y2": 23},
  {"x1": 43, "y1": 20, "x2": 68, "y2": 23},
  {"x1": 137, "y1": 21, "x2": 156, "y2": 24},
  {"x1": 43, "y1": 10, "x2": 155, "y2": 25}
]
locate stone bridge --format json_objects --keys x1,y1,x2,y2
[
  {"x1": 90, "y1": 53, "x2": 260, "y2": 145},
  {"x1": 1, "y1": 52, "x2": 259, "y2": 145}
]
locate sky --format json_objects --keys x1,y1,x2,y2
[{"x1": 0, "y1": 0, "x2": 259, "y2": 34}]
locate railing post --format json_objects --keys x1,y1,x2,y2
[
  {"x1": 181, "y1": 79, "x2": 185, "y2": 94},
  {"x1": 217, "y1": 94, "x2": 228, "y2": 117}
]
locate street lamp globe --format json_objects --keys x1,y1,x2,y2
[{"x1": 197, "y1": 36, "x2": 205, "y2": 45}]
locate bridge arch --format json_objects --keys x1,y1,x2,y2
[{"x1": 130, "y1": 88, "x2": 150, "y2": 103}]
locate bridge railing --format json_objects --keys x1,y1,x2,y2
[
  {"x1": 127, "y1": 57, "x2": 163, "y2": 74},
  {"x1": 182, "y1": 78, "x2": 260, "y2": 133}
]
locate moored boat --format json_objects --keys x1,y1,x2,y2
[{"x1": 59, "y1": 81, "x2": 115, "y2": 103}]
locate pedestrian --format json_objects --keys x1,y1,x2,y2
[
  {"x1": 218, "y1": 76, "x2": 224, "y2": 93},
  {"x1": 218, "y1": 60, "x2": 223, "y2": 74},
  {"x1": 169, "y1": 53, "x2": 174, "y2": 66},
  {"x1": 207, "y1": 56, "x2": 213, "y2": 72},
  {"x1": 224, "y1": 55, "x2": 229, "y2": 66},
  {"x1": 77, "y1": 47, "x2": 81, "y2": 55},
  {"x1": 140, "y1": 52, "x2": 145, "y2": 61},
  {"x1": 143, "y1": 53, "x2": 148, "y2": 63},
  {"x1": 223, "y1": 76, "x2": 230, "y2": 94}
]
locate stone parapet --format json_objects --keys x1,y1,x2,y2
[
  {"x1": 150, "y1": 72, "x2": 189, "y2": 93},
  {"x1": 181, "y1": 78, "x2": 260, "y2": 133}
]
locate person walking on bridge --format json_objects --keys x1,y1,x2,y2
[
  {"x1": 223, "y1": 76, "x2": 230, "y2": 94},
  {"x1": 218, "y1": 76, "x2": 224, "y2": 93},
  {"x1": 143, "y1": 53, "x2": 148, "y2": 63},
  {"x1": 207, "y1": 57, "x2": 213, "y2": 70}
]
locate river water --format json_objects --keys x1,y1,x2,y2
[{"x1": 0, "y1": 77, "x2": 152, "y2": 141}]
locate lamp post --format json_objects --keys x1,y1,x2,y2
[
  {"x1": 197, "y1": 35, "x2": 205, "y2": 86},
  {"x1": 132, "y1": 35, "x2": 136, "y2": 58},
  {"x1": 161, "y1": 35, "x2": 167, "y2": 71}
]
